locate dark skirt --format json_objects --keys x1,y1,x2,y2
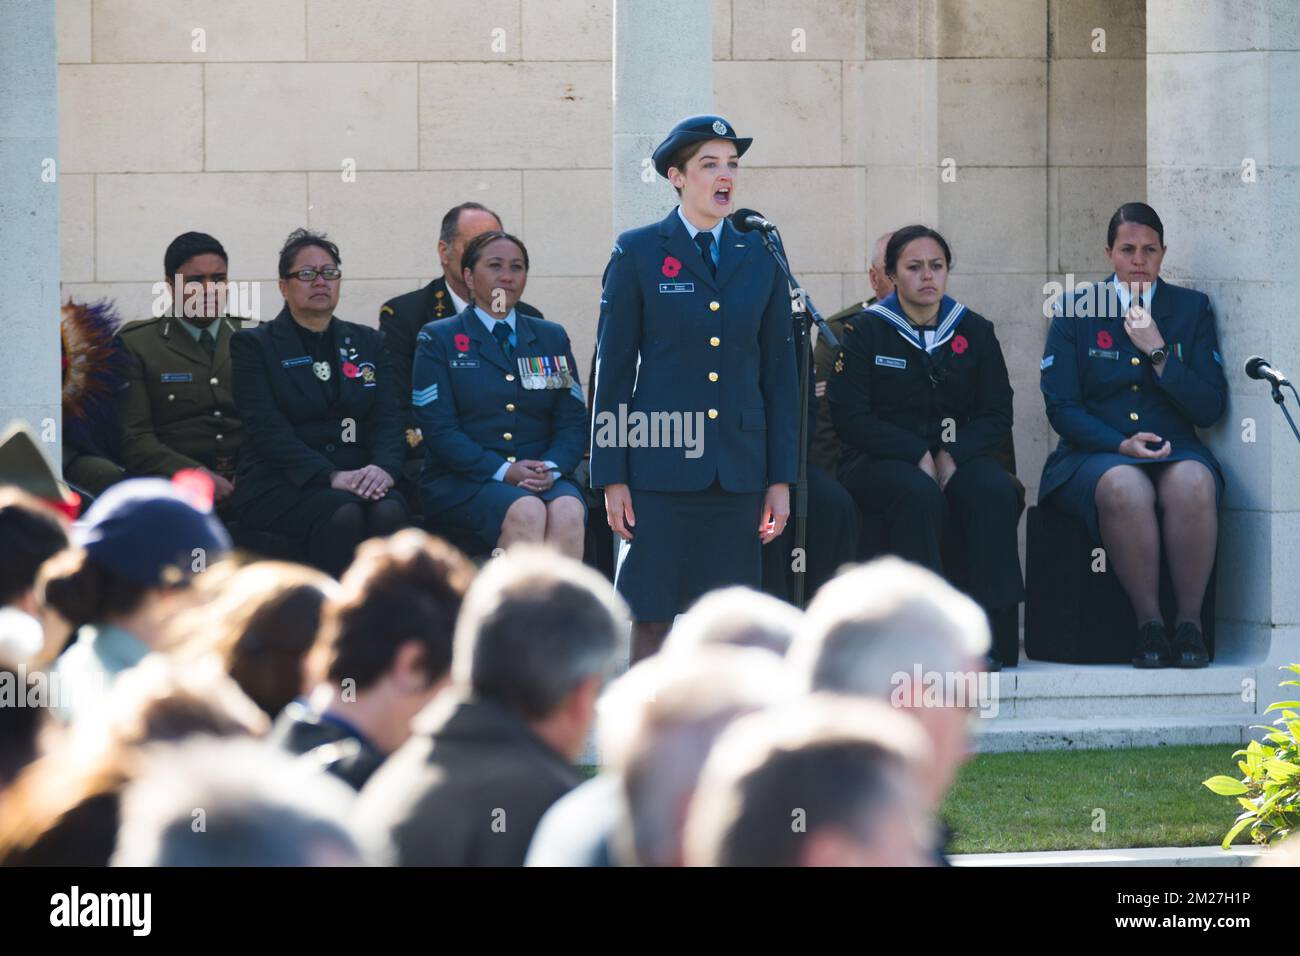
[
  {"x1": 614, "y1": 484, "x2": 764, "y2": 622},
  {"x1": 1042, "y1": 450, "x2": 1224, "y2": 544},
  {"x1": 243, "y1": 484, "x2": 408, "y2": 540},
  {"x1": 432, "y1": 477, "x2": 586, "y2": 551}
]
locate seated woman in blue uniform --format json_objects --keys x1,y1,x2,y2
[
  {"x1": 1040, "y1": 202, "x2": 1226, "y2": 669},
  {"x1": 230, "y1": 229, "x2": 408, "y2": 577},
  {"x1": 828, "y1": 225, "x2": 1024, "y2": 668},
  {"x1": 411, "y1": 231, "x2": 587, "y2": 558}
]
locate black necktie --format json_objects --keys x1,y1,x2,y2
[
  {"x1": 199, "y1": 328, "x2": 216, "y2": 356},
  {"x1": 492, "y1": 321, "x2": 514, "y2": 359},
  {"x1": 693, "y1": 231, "x2": 717, "y2": 277}
]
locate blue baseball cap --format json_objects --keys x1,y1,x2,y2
[
  {"x1": 652, "y1": 115, "x2": 752, "y2": 178},
  {"x1": 75, "y1": 478, "x2": 231, "y2": 586}
]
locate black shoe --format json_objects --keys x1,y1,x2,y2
[
  {"x1": 984, "y1": 654, "x2": 1003, "y2": 673},
  {"x1": 1132, "y1": 621, "x2": 1170, "y2": 668},
  {"x1": 1172, "y1": 621, "x2": 1209, "y2": 668},
  {"x1": 989, "y1": 605, "x2": 1020, "y2": 669}
]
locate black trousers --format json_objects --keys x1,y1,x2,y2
[
  {"x1": 762, "y1": 464, "x2": 861, "y2": 607},
  {"x1": 842, "y1": 454, "x2": 1025, "y2": 614}
]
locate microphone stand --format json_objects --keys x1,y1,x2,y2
[
  {"x1": 1269, "y1": 379, "x2": 1300, "y2": 446},
  {"x1": 755, "y1": 227, "x2": 839, "y2": 608}
]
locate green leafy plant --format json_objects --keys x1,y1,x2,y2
[{"x1": 1203, "y1": 664, "x2": 1300, "y2": 849}]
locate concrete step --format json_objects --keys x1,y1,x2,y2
[
  {"x1": 952, "y1": 845, "x2": 1267, "y2": 867},
  {"x1": 987, "y1": 661, "x2": 1256, "y2": 720},
  {"x1": 972, "y1": 712, "x2": 1252, "y2": 753}
]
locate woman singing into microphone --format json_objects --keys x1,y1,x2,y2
[{"x1": 590, "y1": 115, "x2": 799, "y2": 661}]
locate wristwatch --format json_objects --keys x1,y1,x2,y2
[{"x1": 1148, "y1": 346, "x2": 1168, "y2": 365}]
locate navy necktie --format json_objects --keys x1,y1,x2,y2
[
  {"x1": 199, "y1": 328, "x2": 216, "y2": 356},
  {"x1": 492, "y1": 320, "x2": 514, "y2": 359},
  {"x1": 693, "y1": 231, "x2": 717, "y2": 277}
]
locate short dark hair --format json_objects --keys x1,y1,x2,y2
[
  {"x1": 37, "y1": 548, "x2": 152, "y2": 629},
  {"x1": 454, "y1": 549, "x2": 624, "y2": 721},
  {"x1": 439, "y1": 202, "x2": 502, "y2": 246},
  {"x1": 684, "y1": 698, "x2": 929, "y2": 867},
  {"x1": 0, "y1": 668, "x2": 43, "y2": 786},
  {"x1": 0, "y1": 490, "x2": 68, "y2": 607},
  {"x1": 164, "y1": 232, "x2": 227, "y2": 279},
  {"x1": 1107, "y1": 202, "x2": 1165, "y2": 248},
  {"x1": 278, "y1": 228, "x2": 341, "y2": 279},
  {"x1": 460, "y1": 230, "x2": 530, "y2": 275},
  {"x1": 885, "y1": 225, "x2": 953, "y2": 277},
  {"x1": 320, "y1": 530, "x2": 475, "y2": 693}
]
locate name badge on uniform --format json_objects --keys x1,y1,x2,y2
[
  {"x1": 1088, "y1": 348, "x2": 1120, "y2": 360},
  {"x1": 160, "y1": 372, "x2": 193, "y2": 382},
  {"x1": 875, "y1": 355, "x2": 907, "y2": 370},
  {"x1": 658, "y1": 282, "x2": 695, "y2": 294},
  {"x1": 449, "y1": 358, "x2": 480, "y2": 369},
  {"x1": 280, "y1": 356, "x2": 312, "y2": 369}
]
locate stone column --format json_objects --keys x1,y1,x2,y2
[
  {"x1": 612, "y1": 0, "x2": 713, "y2": 238},
  {"x1": 0, "y1": 0, "x2": 61, "y2": 466},
  {"x1": 1146, "y1": 0, "x2": 1300, "y2": 711}
]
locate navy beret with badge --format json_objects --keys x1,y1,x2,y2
[{"x1": 651, "y1": 114, "x2": 753, "y2": 178}]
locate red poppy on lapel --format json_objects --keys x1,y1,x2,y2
[
  {"x1": 1096, "y1": 330, "x2": 1113, "y2": 350},
  {"x1": 342, "y1": 361, "x2": 360, "y2": 379},
  {"x1": 454, "y1": 333, "x2": 471, "y2": 353},
  {"x1": 661, "y1": 256, "x2": 682, "y2": 278},
  {"x1": 951, "y1": 334, "x2": 968, "y2": 355}
]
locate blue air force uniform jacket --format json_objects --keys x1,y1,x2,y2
[
  {"x1": 1038, "y1": 276, "x2": 1227, "y2": 502},
  {"x1": 411, "y1": 305, "x2": 588, "y2": 514},
  {"x1": 589, "y1": 209, "x2": 798, "y2": 492},
  {"x1": 229, "y1": 309, "x2": 404, "y2": 525}
]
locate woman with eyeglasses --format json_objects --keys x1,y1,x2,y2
[
  {"x1": 229, "y1": 228, "x2": 408, "y2": 576},
  {"x1": 827, "y1": 224, "x2": 1025, "y2": 669}
]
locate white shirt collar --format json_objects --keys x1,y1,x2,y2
[
  {"x1": 445, "y1": 282, "x2": 469, "y2": 316},
  {"x1": 676, "y1": 206, "x2": 724, "y2": 245},
  {"x1": 475, "y1": 306, "x2": 517, "y2": 335},
  {"x1": 1112, "y1": 274, "x2": 1158, "y2": 312}
]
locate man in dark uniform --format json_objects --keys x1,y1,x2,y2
[
  {"x1": 810, "y1": 231, "x2": 894, "y2": 474},
  {"x1": 117, "y1": 232, "x2": 242, "y2": 506},
  {"x1": 378, "y1": 203, "x2": 544, "y2": 509}
]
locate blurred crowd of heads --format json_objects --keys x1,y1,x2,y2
[{"x1": 0, "y1": 433, "x2": 1018, "y2": 868}]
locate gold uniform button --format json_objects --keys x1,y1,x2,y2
[
  {"x1": 1130, "y1": 356, "x2": 1141, "y2": 366},
  {"x1": 506, "y1": 403, "x2": 516, "y2": 412},
  {"x1": 709, "y1": 336, "x2": 721, "y2": 347},
  {"x1": 209, "y1": 377, "x2": 219, "y2": 386},
  {"x1": 216, "y1": 434, "x2": 224, "y2": 441},
  {"x1": 503, "y1": 432, "x2": 513, "y2": 441},
  {"x1": 708, "y1": 372, "x2": 719, "y2": 382},
  {"x1": 709, "y1": 301, "x2": 720, "y2": 312},
  {"x1": 507, "y1": 456, "x2": 517, "y2": 463},
  {"x1": 167, "y1": 394, "x2": 175, "y2": 402},
  {"x1": 213, "y1": 410, "x2": 222, "y2": 417},
  {"x1": 505, "y1": 373, "x2": 515, "y2": 382},
  {"x1": 1129, "y1": 412, "x2": 1139, "y2": 421},
  {"x1": 707, "y1": 409, "x2": 718, "y2": 420}
]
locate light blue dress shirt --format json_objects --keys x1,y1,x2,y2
[{"x1": 676, "y1": 206, "x2": 723, "y2": 269}]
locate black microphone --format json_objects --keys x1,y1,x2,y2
[
  {"x1": 1245, "y1": 356, "x2": 1290, "y2": 388},
  {"x1": 730, "y1": 208, "x2": 778, "y2": 234}
]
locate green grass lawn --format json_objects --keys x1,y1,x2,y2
[{"x1": 943, "y1": 744, "x2": 1254, "y2": 854}]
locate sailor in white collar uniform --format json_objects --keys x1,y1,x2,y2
[{"x1": 828, "y1": 225, "x2": 1025, "y2": 667}]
